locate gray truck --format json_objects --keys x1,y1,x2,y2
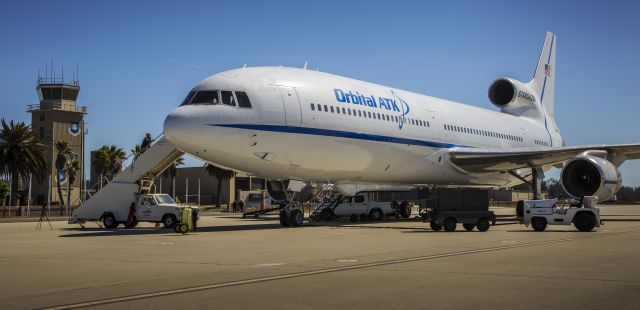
[{"x1": 420, "y1": 189, "x2": 496, "y2": 232}]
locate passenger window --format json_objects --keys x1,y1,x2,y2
[
  {"x1": 337, "y1": 107, "x2": 341, "y2": 114},
  {"x1": 355, "y1": 196, "x2": 365, "y2": 203},
  {"x1": 330, "y1": 106, "x2": 335, "y2": 113},
  {"x1": 311, "y1": 103, "x2": 315, "y2": 111},
  {"x1": 324, "y1": 105, "x2": 328, "y2": 112},
  {"x1": 342, "y1": 107, "x2": 346, "y2": 114},
  {"x1": 191, "y1": 90, "x2": 219, "y2": 105},
  {"x1": 348, "y1": 109, "x2": 352, "y2": 115},
  {"x1": 236, "y1": 91, "x2": 252, "y2": 108},
  {"x1": 221, "y1": 91, "x2": 236, "y2": 106},
  {"x1": 180, "y1": 91, "x2": 196, "y2": 106},
  {"x1": 358, "y1": 110, "x2": 362, "y2": 117}
]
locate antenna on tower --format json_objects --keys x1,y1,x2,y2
[{"x1": 303, "y1": 61, "x2": 308, "y2": 70}]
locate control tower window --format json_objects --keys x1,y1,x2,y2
[
  {"x1": 236, "y1": 91, "x2": 252, "y2": 108},
  {"x1": 180, "y1": 91, "x2": 196, "y2": 106},
  {"x1": 221, "y1": 91, "x2": 236, "y2": 106},
  {"x1": 191, "y1": 91, "x2": 219, "y2": 105}
]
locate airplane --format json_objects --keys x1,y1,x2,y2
[{"x1": 163, "y1": 32, "x2": 640, "y2": 227}]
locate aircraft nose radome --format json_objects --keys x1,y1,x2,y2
[{"x1": 163, "y1": 109, "x2": 188, "y2": 145}]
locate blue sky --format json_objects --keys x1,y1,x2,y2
[{"x1": 1, "y1": 0, "x2": 639, "y2": 185}]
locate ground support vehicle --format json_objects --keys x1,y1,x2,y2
[
  {"x1": 420, "y1": 189, "x2": 496, "y2": 232},
  {"x1": 312, "y1": 192, "x2": 412, "y2": 222},
  {"x1": 516, "y1": 196, "x2": 602, "y2": 232},
  {"x1": 86, "y1": 192, "x2": 198, "y2": 230}
]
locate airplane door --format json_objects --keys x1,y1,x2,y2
[{"x1": 276, "y1": 86, "x2": 302, "y2": 126}]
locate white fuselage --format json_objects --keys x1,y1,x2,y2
[{"x1": 164, "y1": 67, "x2": 561, "y2": 187}]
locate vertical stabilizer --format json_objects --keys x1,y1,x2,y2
[{"x1": 530, "y1": 32, "x2": 556, "y2": 119}]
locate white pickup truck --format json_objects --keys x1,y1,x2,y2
[
  {"x1": 314, "y1": 192, "x2": 412, "y2": 222},
  {"x1": 101, "y1": 193, "x2": 197, "y2": 229}
]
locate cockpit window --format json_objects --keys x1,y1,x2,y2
[
  {"x1": 191, "y1": 91, "x2": 219, "y2": 105},
  {"x1": 221, "y1": 91, "x2": 236, "y2": 106},
  {"x1": 236, "y1": 91, "x2": 252, "y2": 108},
  {"x1": 180, "y1": 91, "x2": 196, "y2": 106}
]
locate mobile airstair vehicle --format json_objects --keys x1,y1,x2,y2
[{"x1": 69, "y1": 136, "x2": 197, "y2": 229}]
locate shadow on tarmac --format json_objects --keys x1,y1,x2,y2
[{"x1": 58, "y1": 223, "x2": 293, "y2": 237}]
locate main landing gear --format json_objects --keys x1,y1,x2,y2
[{"x1": 279, "y1": 201, "x2": 304, "y2": 227}]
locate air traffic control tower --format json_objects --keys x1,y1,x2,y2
[{"x1": 28, "y1": 73, "x2": 87, "y2": 206}]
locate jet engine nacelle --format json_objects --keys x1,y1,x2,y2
[
  {"x1": 266, "y1": 180, "x2": 315, "y2": 202},
  {"x1": 488, "y1": 77, "x2": 538, "y2": 109},
  {"x1": 560, "y1": 155, "x2": 622, "y2": 201}
]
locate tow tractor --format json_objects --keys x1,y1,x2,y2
[{"x1": 516, "y1": 196, "x2": 602, "y2": 232}]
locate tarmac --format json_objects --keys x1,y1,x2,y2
[{"x1": 0, "y1": 204, "x2": 639, "y2": 309}]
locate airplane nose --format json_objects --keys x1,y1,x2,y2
[{"x1": 163, "y1": 108, "x2": 190, "y2": 144}]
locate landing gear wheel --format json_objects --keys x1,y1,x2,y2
[
  {"x1": 531, "y1": 217, "x2": 547, "y2": 232},
  {"x1": 463, "y1": 223, "x2": 476, "y2": 231},
  {"x1": 350, "y1": 214, "x2": 359, "y2": 222},
  {"x1": 399, "y1": 201, "x2": 411, "y2": 218},
  {"x1": 369, "y1": 208, "x2": 383, "y2": 221},
  {"x1": 574, "y1": 212, "x2": 596, "y2": 232},
  {"x1": 476, "y1": 218, "x2": 490, "y2": 232},
  {"x1": 429, "y1": 221, "x2": 442, "y2": 231},
  {"x1": 443, "y1": 218, "x2": 457, "y2": 232},
  {"x1": 103, "y1": 214, "x2": 119, "y2": 229},
  {"x1": 162, "y1": 214, "x2": 177, "y2": 228},
  {"x1": 320, "y1": 209, "x2": 334, "y2": 221},
  {"x1": 290, "y1": 209, "x2": 304, "y2": 227},
  {"x1": 279, "y1": 210, "x2": 290, "y2": 227}
]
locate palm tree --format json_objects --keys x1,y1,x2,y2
[
  {"x1": 65, "y1": 158, "x2": 80, "y2": 208},
  {"x1": 92, "y1": 145, "x2": 126, "y2": 186},
  {"x1": 164, "y1": 156, "x2": 184, "y2": 198},
  {"x1": 54, "y1": 139, "x2": 71, "y2": 207},
  {"x1": 130, "y1": 144, "x2": 143, "y2": 161},
  {"x1": 0, "y1": 119, "x2": 48, "y2": 206},
  {"x1": 205, "y1": 164, "x2": 235, "y2": 208}
]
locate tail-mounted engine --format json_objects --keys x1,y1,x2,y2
[
  {"x1": 560, "y1": 154, "x2": 622, "y2": 201},
  {"x1": 488, "y1": 78, "x2": 541, "y2": 117}
]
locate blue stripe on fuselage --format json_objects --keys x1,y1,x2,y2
[{"x1": 209, "y1": 124, "x2": 469, "y2": 149}]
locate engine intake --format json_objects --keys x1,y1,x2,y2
[
  {"x1": 560, "y1": 155, "x2": 622, "y2": 201},
  {"x1": 488, "y1": 78, "x2": 515, "y2": 107}
]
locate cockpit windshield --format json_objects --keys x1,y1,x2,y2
[
  {"x1": 191, "y1": 90, "x2": 219, "y2": 105},
  {"x1": 180, "y1": 90, "x2": 252, "y2": 108}
]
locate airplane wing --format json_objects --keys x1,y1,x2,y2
[{"x1": 448, "y1": 143, "x2": 640, "y2": 173}]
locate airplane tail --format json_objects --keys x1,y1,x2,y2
[{"x1": 530, "y1": 32, "x2": 556, "y2": 120}]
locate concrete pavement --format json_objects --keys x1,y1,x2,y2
[{"x1": 0, "y1": 204, "x2": 638, "y2": 309}]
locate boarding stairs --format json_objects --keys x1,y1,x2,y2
[{"x1": 69, "y1": 135, "x2": 183, "y2": 224}]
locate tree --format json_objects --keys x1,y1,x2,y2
[
  {"x1": 92, "y1": 144, "x2": 126, "y2": 185},
  {"x1": 130, "y1": 144, "x2": 142, "y2": 161},
  {"x1": 66, "y1": 158, "x2": 81, "y2": 208},
  {"x1": 0, "y1": 181, "x2": 8, "y2": 206},
  {"x1": 205, "y1": 164, "x2": 235, "y2": 208},
  {"x1": 164, "y1": 156, "x2": 184, "y2": 198},
  {"x1": 0, "y1": 119, "x2": 48, "y2": 206},
  {"x1": 544, "y1": 178, "x2": 565, "y2": 199},
  {"x1": 54, "y1": 139, "x2": 71, "y2": 207}
]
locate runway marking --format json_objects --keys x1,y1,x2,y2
[
  {"x1": 42, "y1": 230, "x2": 639, "y2": 310},
  {"x1": 253, "y1": 263, "x2": 287, "y2": 267}
]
